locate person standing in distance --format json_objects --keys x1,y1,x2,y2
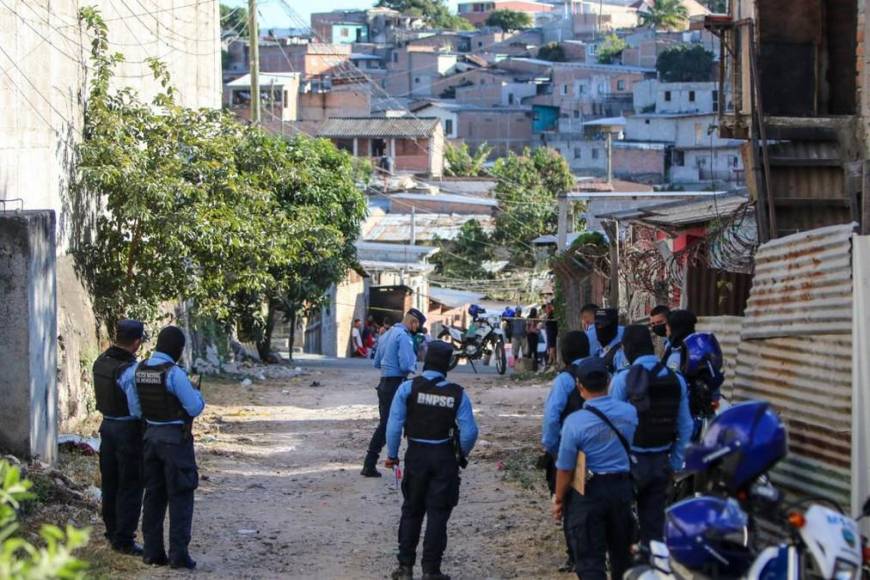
[
  {"x1": 120, "y1": 326, "x2": 205, "y2": 569},
  {"x1": 540, "y1": 331, "x2": 591, "y2": 573},
  {"x1": 385, "y1": 340, "x2": 478, "y2": 580},
  {"x1": 580, "y1": 303, "x2": 599, "y2": 332},
  {"x1": 510, "y1": 306, "x2": 527, "y2": 366},
  {"x1": 93, "y1": 319, "x2": 146, "y2": 555},
  {"x1": 552, "y1": 358, "x2": 638, "y2": 580},
  {"x1": 362, "y1": 308, "x2": 426, "y2": 477},
  {"x1": 610, "y1": 325, "x2": 693, "y2": 548}
]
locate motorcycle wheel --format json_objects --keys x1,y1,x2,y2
[
  {"x1": 448, "y1": 352, "x2": 460, "y2": 370},
  {"x1": 494, "y1": 340, "x2": 506, "y2": 375}
]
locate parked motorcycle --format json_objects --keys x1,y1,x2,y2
[{"x1": 438, "y1": 306, "x2": 507, "y2": 375}]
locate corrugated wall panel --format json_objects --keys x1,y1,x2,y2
[
  {"x1": 742, "y1": 223, "x2": 855, "y2": 339},
  {"x1": 696, "y1": 316, "x2": 743, "y2": 398}
]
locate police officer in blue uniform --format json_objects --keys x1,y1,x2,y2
[
  {"x1": 540, "y1": 331, "x2": 590, "y2": 573},
  {"x1": 587, "y1": 308, "x2": 628, "y2": 372},
  {"x1": 553, "y1": 358, "x2": 638, "y2": 580},
  {"x1": 120, "y1": 326, "x2": 205, "y2": 569},
  {"x1": 93, "y1": 319, "x2": 146, "y2": 555},
  {"x1": 362, "y1": 308, "x2": 426, "y2": 477},
  {"x1": 610, "y1": 325, "x2": 693, "y2": 548},
  {"x1": 662, "y1": 309, "x2": 697, "y2": 371},
  {"x1": 385, "y1": 340, "x2": 478, "y2": 580}
]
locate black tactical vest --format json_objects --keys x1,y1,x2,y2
[
  {"x1": 134, "y1": 361, "x2": 188, "y2": 423},
  {"x1": 558, "y1": 370, "x2": 585, "y2": 424},
  {"x1": 633, "y1": 364, "x2": 682, "y2": 449},
  {"x1": 405, "y1": 377, "x2": 464, "y2": 440},
  {"x1": 92, "y1": 347, "x2": 136, "y2": 417}
]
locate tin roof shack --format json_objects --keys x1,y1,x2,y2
[
  {"x1": 356, "y1": 241, "x2": 439, "y2": 319},
  {"x1": 318, "y1": 117, "x2": 445, "y2": 177},
  {"x1": 704, "y1": 0, "x2": 866, "y2": 240}
]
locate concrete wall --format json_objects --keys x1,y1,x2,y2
[
  {"x1": 299, "y1": 90, "x2": 371, "y2": 122},
  {"x1": 0, "y1": 211, "x2": 57, "y2": 462},
  {"x1": 457, "y1": 109, "x2": 534, "y2": 156}
]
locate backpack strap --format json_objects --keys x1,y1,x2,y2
[{"x1": 584, "y1": 405, "x2": 636, "y2": 466}]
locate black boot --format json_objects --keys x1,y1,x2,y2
[
  {"x1": 558, "y1": 557, "x2": 575, "y2": 572},
  {"x1": 421, "y1": 572, "x2": 450, "y2": 580},
  {"x1": 170, "y1": 555, "x2": 197, "y2": 570},
  {"x1": 391, "y1": 564, "x2": 413, "y2": 580},
  {"x1": 360, "y1": 465, "x2": 382, "y2": 478}
]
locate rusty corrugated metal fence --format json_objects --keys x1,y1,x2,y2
[
  {"x1": 734, "y1": 223, "x2": 855, "y2": 508},
  {"x1": 696, "y1": 315, "x2": 743, "y2": 398}
]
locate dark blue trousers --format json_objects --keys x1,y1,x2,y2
[
  {"x1": 398, "y1": 442, "x2": 460, "y2": 574},
  {"x1": 565, "y1": 475, "x2": 635, "y2": 580},
  {"x1": 142, "y1": 424, "x2": 198, "y2": 563},
  {"x1": 632, "y1": 451, "x2": 672, "y2": 546},
  {"x1": 364, "y1": 376, "x2": 404, "y2": 469},
  {"x1": 99, "y1": 419, "x2": 144, "y2": 548}
]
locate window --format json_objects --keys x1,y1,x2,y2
[
  {"x1": 478, "y1": 41, "x2": 483, "y2": 47},
  {"x1": 508, "y1": 93, "x2": 515, "y2": 104},
  {"x1": 645, "y1": 119, "x2": 650, "y2": 125},
  {"x1": 562, "y1": 84, "x2": 569, "y2": 96},
  {"x1": 731, "y1": 155, "x2": 739, "y2": 167},
  {"x1": 713, "y1": 90, "x2": 719, "y2": 112},
  {"x1": 414, "y1": 77, "x2": 420, "y2": 84},
  {"x1": 445, "y1": 119, "x2": 453, "y2": 135},
  {"x1": 573, "y1": 110, "x2": 580, "y2": 118},
  {"x1": 282, "y1": 90, "x2": 288, "y2": 108},
  {"x1": 617, "y1": 80, "x2": 625, "y2": 91},
  {"x1": 579, "y1": 84, "x2": 586, "y2": 95},
  {"x1": 340, "y1": 28, "x2": 349, "y2": 38},
  {"x1": 673, "y1": 150, "x2": 685, "y2": 166},
  {"x1": 664, "y1": 91, "x2": 672, "y2": 102},
  {"x1": 598, "y1": 83, "x2": 606, "y2": 94},
  {"x1": 392, "y1": 52, "x2": 398, "y2": 63},
  {"x1": 591, "y1": 148, "x2": 599, "y2": 160},
  {"x1": 574, "y1": 148, "x2": 582, "y2": 159},
  {"x1": 689, "y1": 90, "x2": 696, "y2": 102}
]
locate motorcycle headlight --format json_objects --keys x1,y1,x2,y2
[{"x1": 833, "y1": 558, "x2": 858, "y2": 580}]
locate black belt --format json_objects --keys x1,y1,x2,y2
[{"x1": 589, "y1": 472, "x2": 631, "y2": 481}]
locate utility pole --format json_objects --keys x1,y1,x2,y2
[
  {"x1": 604, "y1": 220, "x2": 619, "y2": 309},
  {"x1": 557, "y1": 193, "x2": 569, "y2": 251},
  {"x1": 248, "y1": 0, "x2": 260, "y2": 124},
  {"x1": 410, "y1": 206, "x2": 416, "y2": 245},
  {"x1": 606, "y1": 131, "x2": 613, "y2": 184}
]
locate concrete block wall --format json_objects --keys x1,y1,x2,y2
[{"x1": 0, "y1": 211, "x2": 57, "y2": 462}]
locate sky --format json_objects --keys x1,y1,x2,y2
[{"x1": 222, "y1": 0, "x2": 462, "y2": 33}]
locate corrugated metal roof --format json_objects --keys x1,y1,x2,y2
[
  {"x1": 226, "y1": 73, "x2": 300, "y2": 87},
  {"x1": 696, "y1": 316, "x2": 742, "y2": 397},
  {"x1": 391, "y1": 192, "x2": 499, "y2": 207},
  {"x1": 429, "y1": 287, "x2": 485, "y2": 308},
  {"x1": 642, "y1": 194, "x2": 749, "y2": 226},
  {"x1": 733, "y1": 335, "x2": 852, "y2": 506},
  {"x1": 742, "y1": 223, "x2": 855, "y2": 340},
  {"x1": 362, "y1": 213, "x2": 495, "y2": 243},
  {"x1": 317, "y1": 117, "x2": 440, "y2": 138}
]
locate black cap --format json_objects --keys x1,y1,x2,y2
[
  {"x1": 116, "y1": 319, "x2": 145, "y2": 343},
  {"x1": 424, "y1": 340, "x2": 453, "y2": 374},
  {"x1": 407, "y1": 308, "x2": 426, "y2": 327},
  {"x1": 595, "y1": 308, "x2": 618, "y2": 326},
  {"x1": 573, "y1": 357, "x2": 610, "y2": 392}
]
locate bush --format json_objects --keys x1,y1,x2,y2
[
  {"x1": 537, "y1": 43, "x2": 566, "y2": 62},
  {"x1": 656, "y1": 44, "x2": 714, "y2": 82},
  {"x1": 0, "y1": 461, "x2": 90, "y2": 579}
]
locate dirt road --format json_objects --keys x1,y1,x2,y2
[{"x1": 136, "y1": 360, "x2": 566, "y2": 579}]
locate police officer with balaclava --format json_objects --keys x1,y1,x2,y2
[
  {"x1": 385, "y1": 340, "x2": 479, "y2": 580},
  {"x1": 610, "y1": 325, "x2": 693, "y2": 548},
  {"x1": 662, "y1": 309, "x2": 697, "y2": 371},
  {"x1": 120, "y1": 326, "x2": 204, "y2": 570},
  {"x1": 92, "y1": 319, "x2": 146, "y2": 555},
  {"x1": 540, "y1": 330, "x2": 591, "y2": 572},
  {"x1": 586, "y1": 308, "x2": 628, "y2": 372},
  {"x1": 363, "y1": 308, "x2": 426, "y2": 477}
]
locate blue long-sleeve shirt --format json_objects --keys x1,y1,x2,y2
[
  {"x1": 373, "y1": 323, "x2": 417, "y2": 378},
  {"x1": 609, "y1": 354, "x2": 693, "y2": 472},
  {"x1": 386, "y1": 370, "x2": 478, "y2": 459},
  {"x1": 541, "y1": 357, "x2": 586, "y2": 456},
  {"x1": 119, "y1": 351, "x2": 205, "y2": 426},
  {"x1": 556, "y1": 395, "x2": 638, "y2": 472},
  {"x1": 587, "y1": 325, "x2": 629, "y2": 371}
]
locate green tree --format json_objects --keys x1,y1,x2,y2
[
  {"x1": 444, "y1": 142, "x2": 493, "y2": 176},
  {"x1": 0, "y1": 461, "x2": 90, "y2": 579},
  {"x1": 220, "y1": 3, "x2": 248, "y2": 37},
  {"x1": 491, "y1": 148, "x2": 574, "y2": 266},
  {"x1": 537, "y1": 43, "x2": 566, "y2": 62},
  {"x1": 656, "y1": 44, "x2": 714, "y2": 82},
  {"x1": 597, "y1": 33, "x2": 627, "y2": 64},
  {"x1": 640, "y1": 0, "x2": 689, "y2": 31},
  {"x1": 431, "y1": 219, "x2": 494, "y2": 280},
  {"x1": 376, "y1": 0, "x2": 474, "y2": 29},
  {"x1": 485, "y1": 9, "x2": 533, "y2": 31}
]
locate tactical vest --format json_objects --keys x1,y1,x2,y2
[
  {"x1": 633, "y1": 364, "x2": 682, "y2": 449},
  {"x1": 92, "y1": 348, "x2": 135, "y2": 417},
  {"x1": 405, "y1": 376, "x2": 463, "y2": 440},
  {"x1": 558, "y1": 370, "x2": 585, "y2": 424},
  {"x1": 134, "y1": 361, "x2": 188, "y2": 423}
]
